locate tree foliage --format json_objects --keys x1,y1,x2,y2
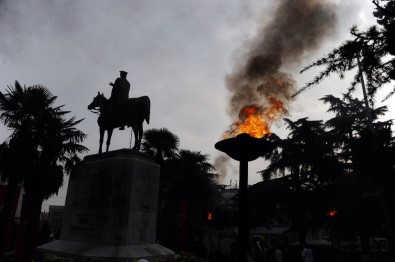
[
  {"x1": 0, "y1": 81, "x2": 88, "y2": 197},
  {"x1": 141, "y1": 127, "x2": 180, "y2": 163},
  {"x1": 141, "y1": 128, "x2": 219, "y2": 253},
  {"x1": 297, "y1": 0, "x2": 395, "y2": 101},
  {"x1": 258, "y1": 117, "x2": 344, "y2": 242},
  {"x1": 0, "y1": 81, "x2": 88, "y2": 259},
  {"x1": 261, "y1": 117, "x2": 342, "y2": 188},
  {"x1": 255, "y1": 92, "x2": 394, "y2": 249}
]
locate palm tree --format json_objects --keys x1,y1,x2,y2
[
  {"x1": 141, "y1": 127, "x2": 180, "y2": 187},
  {"x1": 141, "y1": 128, "x2": 180, "y2": 164},
  {"x1": 141, "y1": 129, "x2": 219, "y2": 251},
  {"x1": 0, "y1": 82, "x2": 41, "y2": 253},
  {"x1": 171, "y1": 150, "x2": 217, "y2": 206},
  {"x1": 141, "y1": 128, "x2": 181, "y2": 249},
  {"x1": 19, "y1": 107, "x2": 87, "y2": 261},
  {"x1": 141, "y1": 128, "x2": 180, "y2": 206},
  {"x1": 164, "y1": 149, "x2": 218, "y2": 252},
  {"x1": 0, "y1": 136, "x2": 36, "y2": 253},
  {"x1": 0, "y1": 81, "x2": 87, "y2": 261}
]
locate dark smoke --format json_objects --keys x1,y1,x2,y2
[{"x1": 226, "y1": 0, "x2": 337, "y2": 118}]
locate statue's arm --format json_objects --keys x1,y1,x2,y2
[{"x1": 112, "y1": 78, "x2": 121, "y2": 87}]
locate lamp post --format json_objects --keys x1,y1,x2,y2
[{"x1": 215, "y1": 133, "x2": 273, "y2": 262}]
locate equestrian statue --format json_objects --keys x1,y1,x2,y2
[{"x1": 88, "y1": 71, "x2": 150, "y2": 153}]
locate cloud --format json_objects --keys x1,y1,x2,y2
[{"x1": 0, "y1": 1, "x2": 380, "y2": 210}]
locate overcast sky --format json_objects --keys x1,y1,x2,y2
[{"x1": 0, "y1": 0, "x2": 389, "y2": 211}]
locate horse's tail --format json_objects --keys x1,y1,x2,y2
[{"x1": 142, "y1": 96, "x2": 150, "y2": 124}]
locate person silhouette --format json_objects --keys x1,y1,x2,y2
[
  {"x1": 109, "y1": 70, "x2": 131, "y2": 130},
  {"x1": 301, "y1": 244, "x2": 313, "y2": 262}
]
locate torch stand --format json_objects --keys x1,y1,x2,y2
[
  {"x1": 215, "y1": 134, "x2": 273, "y2": 262},
  {"x1": 238, "y1": 160, "x2": 248, "y2": 262}
]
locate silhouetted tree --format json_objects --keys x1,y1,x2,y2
[
  {"x1": 142, "y1": 129, "x2": 219, "y2": 253},
  {"x1": 141, "y1": 128, "x2": 180, "y2": 211},
  {"x1": 0, "y1": 82, "x2": 41, "y2": 254},
  {"x1": 0, "y1": 136, "x2": 36, "y2": 253},
  {"x1": 167, "y1": 150, "x2": 218, "y2": 253},
  {"x1": 297, "y1": 1, "x2": 395, "y2": 101},
  {"x1": 295, "y1": 1, "x2": 395, "y2": 256},
  {"x1": 169, "y1": 149, "x2": 218, "y2": 219},
  {"x1": 321, "y1": 94, "x2": 392, "y2": 180},
  {"x1": 321, "y1": 93, "x2": 394, "y2": 253},
  {"x1": 142, "y1": 127, "x2": 180, "y2": 164},
  {"x1": 260, "y1": 118, "x2": 344, "y2": 243},
  {"x1": 262, "y1": 118, "x2": 342, "y2": 188},
  {"x1": 0, "y1": 81, "x2": 87, "y2": 261}
]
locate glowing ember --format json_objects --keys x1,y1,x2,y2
[
  {"x1": 328, "y1": 210, "x2": 338, "y2": 217},
  {"x1": 207, "y1": 212, "x2": 213, "y2": 221},
  {"x1": 224, "y1": 96, "x2": 285, "y2": 139}
]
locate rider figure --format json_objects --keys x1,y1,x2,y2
[{"x1": 109, "y1": 70, "x2": 130, "y2": 130}]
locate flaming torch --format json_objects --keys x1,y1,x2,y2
[{"x1": 215, "y1": 98, "x2": 284, "y2": 262}]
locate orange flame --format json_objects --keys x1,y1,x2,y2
[
  {"x1": 224, "y1": 96, "x2": 285, "y2": 139},
  {"x1": 207, "y1": 212, "x2": 213, "y2": 221}
]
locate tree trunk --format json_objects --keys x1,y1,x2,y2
[
  {"x1": 14, "y1": 192, "x2": 43, "y2": 262},
  {"x1": 0, "y1": 184, "x2": 20, "y2": 255}
]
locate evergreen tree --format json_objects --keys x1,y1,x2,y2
[
  {"x1": 297, "y1": 1, "x2": 395, "y2": 101},
  {"x1": 260, "y1": 118, "x2": 343, "y2": 244}
]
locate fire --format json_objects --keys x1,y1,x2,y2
[
  {"x1": 207, "y1": 212, "x2": 213, "y2": 221},
  {"x1": 328, "y1": 210, "x2": 338, "y2": 217},
  {"x1": 234, "y1": 106, "x2": 270, "y2": 138},
  {"x1": 224, "y1": 96, "x2": 285, "y2": 139}
]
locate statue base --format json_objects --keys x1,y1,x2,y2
[
  {"x1": 38, "y1": 240, "x2": 174, "y2": 261},
  {"x1": 38, "y1": 149, "x2": 174, "y2": 261}
]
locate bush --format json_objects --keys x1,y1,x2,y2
[
  {"x1": 38, "y1": 253, "x2": 75, "y2": 262},
  {"x1": 175, "y1": 252, "x2": 202, "y2": 262}
]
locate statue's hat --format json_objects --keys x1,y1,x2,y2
[{"x1": 120, "y1": 70, "x2": 128, "y2": 75}]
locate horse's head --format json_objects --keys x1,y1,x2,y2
[{"x1": 88, "y1": 92, "x2": 107, "y2": 111}]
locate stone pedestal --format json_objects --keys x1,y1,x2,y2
[{"x1": 38, "y1": 149, "x2": 174, "y2": 261}]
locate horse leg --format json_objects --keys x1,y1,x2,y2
[
  {"x1": 106, "y1": 129, "x2": 113, "y2": 152},
  {"x1": 99, "y1": 127, "x2": 105, "y2": 154},
  {"x1": 132, "y1": 124, "x2": 139, "y2": 150},
  {"x1": 137, "y1": 123, "x2": 143, "y2": 151}
]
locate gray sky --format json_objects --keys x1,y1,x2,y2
[{"x1": 0, "y1": 0, "x2": 389, "y2": 211}]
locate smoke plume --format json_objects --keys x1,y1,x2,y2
[
  {"x1": 226, "y1": 0, "x2": 337, "y2": 118},
  {"x1": 214, "y1": 155, "x2": 239, "y2": 184},
  {"x1": 214, "y1": 155, "x2": 231, "y2": 182}
]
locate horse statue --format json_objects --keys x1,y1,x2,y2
[{"x1": 88, "y1": 92, "x2": 150, "y2": 153}]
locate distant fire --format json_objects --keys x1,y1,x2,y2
[
  {"x1": 207, "y1": 212, "x2": 213, "y2": 221},
  {"x1": 224, "y1": 96, "x2": 285, "y2": 139},
  {"x1": 328, "y1": 210, "x2": 338, "y2": 217}
]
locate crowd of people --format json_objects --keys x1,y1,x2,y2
[{"x1": 249, "y1": 241, "x2": 314, "y2": 262}]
